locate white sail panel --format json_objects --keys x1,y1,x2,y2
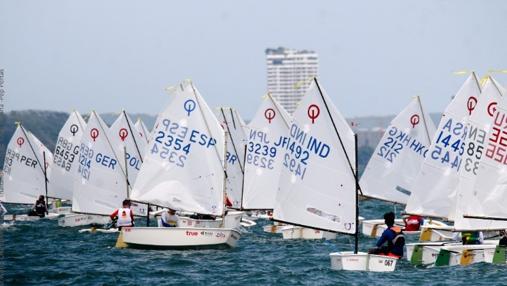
[
  {"x1": 454, "y1": 77, "x2": 507, "y2": 229},
  {"x1": 242, "y1": 95, "x2": 291, "y2": 209},
  {"x1": 360, "y1": 97, "x2": 435, "y2": 204},
  {"x1": 49, "y1": 111, "x2": 86, "y2": 200},
  {"x1": 135, "y1": 117, "x2": 150, "y2": 144},
  {"x1": 405, "y1": 73, "x2": 481, "y2": 218},
  {"x1": 215, "y1": 107, "x2": 247, "y2": 209},
  {"x1": 72, "y1": 112, "x2": 128, "y2": 215},
  {"x1": 131, "y1": 81, "x2": 225, "y2": 215},
  {"x1": 273, "y1": 78, "x2": 357, "y2": 234},
  {"x1": 462, "y1": 79, "x2": 507, "y2": 222},
  {"x1": 109, "y1": 111, "x2": 147, "y2": 189},
  {"x1": 1, "y1": 125, "x2": 52, "y2": 204}
]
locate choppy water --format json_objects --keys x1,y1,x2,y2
[{"x1": 2, "y1": 200, "x2": 507, "y2": 285}]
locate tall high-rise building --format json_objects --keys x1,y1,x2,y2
[{"x1": 265, "y1": 47, "x2": 318, "y2": 114}]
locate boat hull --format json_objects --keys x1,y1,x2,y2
[
  {"x1": 58, "y1": 213, "x2": 110, "y2": 227},
  {"x1": 120, "y1": 227, "x2": 241, "y2": 248},
  {"x1": 329, "y1": 251, "x2": 397, "y2": 272},
  {"x1": 4, "y1": 212, "x2": 60, "y2": 222},
  {"x1": 281, "y1": 226, "x2": 336, "y2": 240}
]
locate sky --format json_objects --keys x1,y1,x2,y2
[{"x1": 1, "y1": 0, "x2": 507, "y2": 119}]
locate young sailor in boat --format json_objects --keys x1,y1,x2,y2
[
  {"x1": 110, "y1": 199, "x2": 134, "y2": 230},
  {"x1": 499, "y1": 230, "x2": 507, "y2": 247},
  {"x1": 28, "y1": 195, "x2": 48, "y2": 218},
  {"x1": 452, "y1": 231, "x2": 484, "y2": 245},
  {"x1": 368, "y1": 212, "x2": 405, "y2": 258},
  {"x1": 160, "y1": 209, "x2": 179, "y2": 227},
  {"x1": 403, "y1": 214, "x2": 424, "y2": 231}
]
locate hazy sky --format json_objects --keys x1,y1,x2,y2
[{"x1": 1, "y1": 0, "x2": 507, "y2": 119}]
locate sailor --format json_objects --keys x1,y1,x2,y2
[
  {"x1": 28, "y1": 195, "x2": 48, "y2": 218},
  {"x1": 368, "y1": 212, "x2": 405, "y2": 258},
  {"x1": 461, "y1": 231, "x2": 484, "y2": 245},
  {"x1": 499, "y1": 230, "x2": 507, "y2": 247},
  {"x1": 110, "y1": 199, "x2": 134, "y2": 229},
  {"x1": 160, "y1": 208, "x2": 179, "y2": 227},
  {"x1": 403, "y1": 214, "x2": 424, "y2": 231}
]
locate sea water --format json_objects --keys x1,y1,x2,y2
[{"x1": 2, "y1": 200, "x2": 506, "y2": 285}]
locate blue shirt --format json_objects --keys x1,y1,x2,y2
[{"x1": 376, "y1": 228, "x2": 404, "y2": 256}]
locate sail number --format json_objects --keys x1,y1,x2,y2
[
  {"x1": 486, "y1": 110, "x2": 507, "y2": 164},
  {"x1": 3, "y1": 148, "x2": 38, "y2": 175},
  {"x1": 150, "y1": 118, "x2": 217, "y2": 168},
  {"x1": 376, "y1": 126, "x2": 430, "y2": 163},
  {"x1": 54, "y1": 136, "x2": 79, "y2": 172},
  {"x1": 430, "y1": 118, "x2": 467, "y2": 170}
]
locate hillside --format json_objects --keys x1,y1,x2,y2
[{"x1": 0, "y1": 110, "x2": 441, "y2": 174}]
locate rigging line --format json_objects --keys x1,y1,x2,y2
[
  {"x1": 314, "y1": 78, "x2": 362, "y2": 195},
  {"x1": 93, "y1": 111, "x2": 131, "y2": 189},
  {"x1": 416, "y1": 96, "x2": 432, "y2": 145},
  {"x1": 220, "y1": 108, "x2": 244, "y2": 173},
  {"x1": 18, "y1": 124, "x2": 47, "y2": 178},
  {"x1": 123, "y1": 110, "x2": 144, "y2": 163}
]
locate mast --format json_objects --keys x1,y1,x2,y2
[
  {"x1": 43, "y1": 151, "x2": 49, "y2": 213},
  {"x1": 354, "y1": 134, "x2": 359, "y2": 254},
  {"x1": 415, "y1": 96, "x2": 432, "y2": 145}
]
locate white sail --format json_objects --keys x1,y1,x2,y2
[
  {"x1": 72, "y1": 111, "x2": 128, "y2": 215},
  {"x1": 109, "y1": 111, "x2": 147, "y2": 188},
  {"x1": 49, "y1": 111, "x2": 86, "y2": 200},
  {"x1": 215, "y1": 107, "x2": 248, "y2": 209},
  {"x1": 273, "y1": 78, "x2": 357, "y2": 234},
  {"x1": 241, "y1": 94, "x2": 291, "y2": 210},
  {"x1": 360, "y1": 97, "x2": 435, "y2": 204},
  {"x1": 131, "y1": 81, "x2": 225, "y2": 215},
  {"x1": 135, "y1": 117, "x2": 150, "y2": 144},
  {"x1": 462, "y1": 79, "x2": 507, "y2": 222},
  {"x1": 405, "y1": 73, "x2": 482, "y2": 218},
  {"x1": 453, "y1": 77, "x2": 507, "y2": 229},
  {"x1": 1, "y1": 125, "x2": 53, "y2": 204}
]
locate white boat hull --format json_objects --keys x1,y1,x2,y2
[
  {"x1": 405, "y1": 242, "x2": 450, "y2": 266},
  {"x1": 263, "y1": 222, "x2": 286, "y2": 234},
  {"x1": 4, "y1": 212, "x2": 60, "y2": 222},
  {"x1": 329, "y1": 251, "x2": 397, "y2": 272},
  {"x1": 281, "y1": 226, "x2": 336, "y2": 240},
  {"x1": 176, "y1": 211, "x2": 243, "y2": 229},
  {"x1": 406, "y1": 240, "x2": 499, "y2": 266},
  {"x1": 120, "y1": 227, "x2": 241, "y2": 248},
  {"x1": 58, "y1": 213, "x2": 110, "y2": 227},
  {"x1": 434, "y1": 243, "x2": 498, "y2": 267}
]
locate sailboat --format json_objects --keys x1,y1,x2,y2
[
  {"x1": 215, "y1": 107, "x2": 248, "y2": 209},
  {"x1": 68, "y1": 111, "x2": 132, "y2": 229},
  {"x1": 436, "y1": 76, "x2": 507, "y2": 266},
  {"x1": 134, "y1": 117, "x2": 150, "y2": 144},
  {"x1": 2, "y1": 123, "x2": 60, "y2": 221},
  {"x1": 49, "y1": 110, "x2": 87, "y2": 217},
  {"x1": 117, "y1": 80, "x2": 240, "y2": 249},
  {"x1": 268, "y1": 77, "x2": 397, "y2": 271},
  {"x1": 404, "y1": 73, "x2": 501, "y2": 266},
  {"x1": 360, "y1": 96, "x2": 448, "y2": 237}
]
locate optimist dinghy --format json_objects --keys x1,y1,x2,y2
[
  {"x1": 1, "y1": 123, "x2": 63, "y2": 221},
  {"x1": 359, "y1": 96, "x2": 450, "y2": 238},
  {"x1": 117, "y1": 80, "x2": 240, "y2": 249}
]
